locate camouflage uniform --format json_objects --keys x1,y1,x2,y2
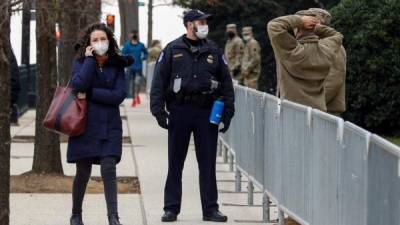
[
  {"x1": 224, "y1": 24, "x2": 245, "y2": 81},
  {"x1": 148, "y1": 40, "x2": 162, "y2": 63},
  {"x1": 241, "y1": 26, "x2": 261, "y2": 89}
]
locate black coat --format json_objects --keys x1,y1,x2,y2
[
  {"x1": 67, "y1": 55, "x2": 133, "y2": 164},
  {"x1": 150, "y1": 35, "x2": 235, "y2": 121}
]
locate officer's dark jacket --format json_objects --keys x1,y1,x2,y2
[{"x1": 150, "y1": 35, "x2": 235, "y2": 120}]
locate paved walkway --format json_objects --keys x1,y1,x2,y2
[
  {"x1": 126, "y1": 95, "x2": 277, "y2": 225},
  {"x1": 9, "y1": 95, "x2": 277, "y2": 225},
  {"x1": 10, "y1": 105, "x2": 142, "y2": 225}
]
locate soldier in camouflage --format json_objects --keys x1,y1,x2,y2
[
  {"x1": 241, "y1": 26, "x2": 261, "y2": 89},
  {"x1": 224, "y1": 24, "x2": 244, "y2": 82}
]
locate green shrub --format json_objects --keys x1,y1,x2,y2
[{"x1": 331, "y1": 0, "x2": 400, "y2": 134}]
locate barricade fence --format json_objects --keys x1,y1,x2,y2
[
  {"x1": 219, "y1": 85, "x2": 400, "y2": 225},
  {"x1": 145, "y1": 63, "x2": 400, "y2": 225}
]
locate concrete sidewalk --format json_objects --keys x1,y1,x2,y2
[
  {"x1": 126, "y1": 95, "x2": 277, "y2": 225},
  {"x1": 9, "y1": 95, "x2": 277, "y2": 225},
  {"x1": 10, "y1": 105, "x2": 143, "y2": 225}
]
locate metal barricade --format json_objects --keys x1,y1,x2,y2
[
  {"x1": 217, "y1": 85, "x2": 400, "y2": 224},
  {"x1": 367, "y1": 135, "x2": 400, "y2": 225}
]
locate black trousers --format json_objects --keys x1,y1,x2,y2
[
  {"x1": 164, "y1": 102, "x2": 219, "y2": 215},
  {"x1": 72, "y1": 156, "x2": 118, "y2": 216}
]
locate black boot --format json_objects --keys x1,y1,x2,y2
[
  {"x1": 203, "y1": 210, "x2": 228, "y2": 222},
  {"x1": 108, "y1": 214, "x2": 122, "y2": 225},
  {"x1": 70, "y1": 214, "x2": 84, "y2": 225},
  {"x1": 161, "y1": 211, "x2": 177, "y2": 222}
]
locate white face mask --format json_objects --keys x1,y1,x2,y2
[
  {"x1": 92, "y1": 40, "x2": 109, "y2": 56},
  {"x1": 243, "y1": 35, "x2": 251, "y2": 41},
  {"x1": 194, "y1": 24, "x2": 209, "y2": 39}
]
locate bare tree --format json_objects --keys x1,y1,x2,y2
[
  {"x1": 32, "y1": 0, "x2": 63, "y2": 174},
  {"x1": 148, "y1": 0, "x2": 173, "y2": 47},
  {"x1": 21, "y1": 0, "x2": 31, "y2": 67},
  {"x1": 58, "y1": 0, "x2": 101, "y2": 86},
  {"x1": 148, "y1": 0, "x2": 153, "y2": 46},
  {"x1": 118, "y1": 0, "x2": 139, "y2": 45},
  {"x1": 0, "y1": 2, "x2": 11, "y2": 224}
]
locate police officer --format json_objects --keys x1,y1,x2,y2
[{"x1": 150, "y1": 9, "x2": 235, "y2": 223}]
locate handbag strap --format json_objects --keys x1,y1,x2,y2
[{"x1": 66, "y1": 79, "x2": 71, "y2": 88}]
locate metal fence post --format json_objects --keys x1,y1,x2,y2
[
  {"x1": 218, "y1": 140, "x2": 223, "y2": 157},
  {"x1": 235, "y1": 168, "x2": 242, "y2": 192},
  {"x1": 262, "y1": 192, "x2": 270, "y2": 222},
  {"x1": 247, "y1": 180, "x2": 254, "y2": 205},
  {"x1": 278, "y1": 209, "x2": 285, "y2": 225},
  {"x1": 223, "y1": 145, "x2": 228, "y2": 163},
  {"x1": 229, "y1": 151, "x2": 234, "y2": 172}
]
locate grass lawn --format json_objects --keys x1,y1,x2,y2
[{"x1": 385, "y1": 136, "x2": 400, "y2": 147}]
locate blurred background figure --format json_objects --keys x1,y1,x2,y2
[
  {"x1": 241, "y1": 26, "x2": 261, "y2": 89},
  {"x1": 122, "y1": 30, "x2": 148, "y2": 107},
  {"x1": 148, "y1": 39, "x2": 162, "y2": 63},
  {"x1": 224, "y1": 23, "x2": 244, "y2": 83}
]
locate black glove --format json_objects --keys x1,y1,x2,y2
[
  {"x1": 219, "y1": 117, "x2": 231, "y2": 133},
  {"x1": 155, "y1": 111, "x2": 169, "y2": 129}
]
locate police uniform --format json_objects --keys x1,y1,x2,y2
[{"x1": 150, "y1": 10, "x2": 235, "y2": 222}]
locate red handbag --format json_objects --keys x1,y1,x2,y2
[{"x1": 42, "y1": 81, "x2": 87, "y2": 137}]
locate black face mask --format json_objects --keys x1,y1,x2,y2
[
  {"x1": 227, "y1": 31, "x2": 235, "y2": 39},
  {"x1": 132, "y1": 35, "x2": 138, "y2": 40}
]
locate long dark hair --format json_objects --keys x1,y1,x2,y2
[{"x1": 74, "y1": 23, "x2": 120, "y2": 61}]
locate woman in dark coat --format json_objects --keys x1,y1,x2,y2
[{"x1": 68, "y1": 23, "x2": 133, "y2": 225}]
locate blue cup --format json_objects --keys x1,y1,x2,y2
[{"x1": 210, "y1": 100, "x2": 224, "y2": 125}]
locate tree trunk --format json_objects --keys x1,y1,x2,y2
[
  {"x1": 83, "y1": 0, "x2": 102, "y2": 26},
  {"x1": 32, "y1": 0, "x2": 63, "y2": 175},
  {"x1": 118, "y1": 0, "x2": 139, "y2": 45},
  {"x1": 58, "y1": 0, "x2": 101, "y2": 86},
  {"x1": 147, "y1": 0, "x2": 153, "y2": 46},
  {"x1": 0, "y1": 2, "x2": 11, "y2": 224},
  {"x1": 21, "y1": 0, "x2": 31, "y2": 66}
]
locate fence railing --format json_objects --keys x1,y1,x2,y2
[
  {"x1": 145, "y1": 62, "x2": 400, "y2": 225},
  {"x1": 219, "y1": 85, "x2": 400, "y2": 225}
]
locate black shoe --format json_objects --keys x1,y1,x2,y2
[
  {"x1": 161, "y1": 211, "x2": 177, "y2": 222},
  {"x1": 203, "y1": 211, "x2": 228, "y2": 222},
  {"x1": 70, "y1": 214, "x2": 84, "y2": 225},
  {"x1": 108, "y1": 214, "x2": 122, "y2": 225}
]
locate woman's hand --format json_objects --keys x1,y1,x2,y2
[
  {"x1": 77, "y1": 92, "x2": 86, "y2": 100},
  {"x1": 85, "y1": 46, "x2": 94, "y2": 57}
]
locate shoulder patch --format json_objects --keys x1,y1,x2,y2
[{"x1": 158, "y1": 51, "x2": 164, "y2": 63}]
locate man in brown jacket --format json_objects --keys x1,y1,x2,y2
[
  {"x1": 307, "y1": 8, "x2": 347, "y2": 116},
  {"x1": 267, "y1": 10, "x2": 343, "y2": 112},
  {"x1": 225, "y1": 24, "x2": 245, "y2": 81}
]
